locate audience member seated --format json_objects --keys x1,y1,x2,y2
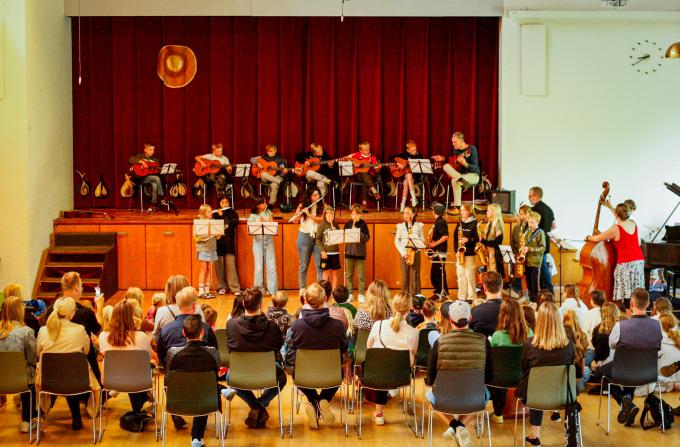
[
  {"x1": 124, "y1": 287, "x2": 154, "y2": 333},
  {"x1": 582, "y1": 290, "x2": 605, "y2": 380},
  {"x1": 99, "y1": 300, "x2": 153, "y2": 416},
  {"x1": 596, "y1": 288, "x2": 662, "y2": 427},
  {"x1": 145, "y1": 292, "x2": 166, "y2": 325},
  {"x1": 426, "y1": 300, "x2": 493, "y2": 447},
  {"x1": 332, "y1": 285, "x2": 357, "y2": 319},
  {"x1": 226, "y1": 288, "x2": 286, "y2": 429},
  {"x1": 37, "y1": 297, "x2": 100, "y2": 431},
  {"x1": 655, "y1": 314, "x2": 680, "y2": 389},
  {"x1": 488, "y1": 299, "x2": 532, "y2": 423},
  {"x1": 417, "y1": 300, "x2": 438, "y2": 331},
  {"x1": 153, "y1": 275, "x2": 205, "y2": 343},
  {"x1": 559, "y1": 285, "x2": 588, "y2": 328},
  {"x1": 563, "y1": 310, "x2": 588, "y2": 393},
  {"x1": 428, "y1": 301, "x2": 453, "y2": 347},
  {"x1": 285, "y1": 283, "x2": 347, "y2": 429},
  {"x1": 157, "y1": 287, "x2": 217, "y2": 368},
  {"x1": 406, "y1": 294, "x2": 426, "y2": 328},
  {"x1": 469, "y1": 272, "x2": 504, "y2": 337},
  {"x1": 366, "y1": 292, "x2": 419, "y2": 426},
  {"x1": 201, "y1": 304, "x2": 218, "y2": 333},
  {"x1": 266, "y1": 291, "x2": 293, "y2": 339},
  {"x1": 516, "y1": 301, "x2": 574, "y2": 446},
  {"x1": 354, "y1": 280, "x2": 392, "y2": 334},
  {"x1": 651, "y1": 297, "x2": 674, "y2": 322},
  {"x1": 0, "y1": 296, "x2": 38, "y2": 433},
  {"x1": 318, "y1": 280, "x2": 348, "y2": 329},
  {"x1": 522, "y1": 303, "x2": 536, "y2": 332},
  {"x1": 590, "y1": 302, "x2": 620, "y2": 377},
  {"x1": 166, "y1": 315, "x2": 220, "y2": 447}
]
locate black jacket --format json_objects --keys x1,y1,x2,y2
[
  {"x1": 284, "y1": 307, "x2": 347, "y2": 371},
  {"x1": 157, "y1": 314, "x2": 217, "y2": 366},
  {"x1": 295, "y1": 150, "x2": 335, "y2": 178},
  {"x1": 453, "y1": 219, "x2": 478, "y2": 256},
  {"x1": 516, "y1": 338, "x2": 574, "y2": 400},
  {"x1": 344, "y1": 219, "x2": 370, "y2": 259},
  {"x1": 469, "y1": 299, "x2": 502, "y2": 338},
  {"x1": 215, "y1": 207, "x2": 239, "y2": 256},
  {"x1": 226, "y1": 314, "x2": 283, "y2": 363}
]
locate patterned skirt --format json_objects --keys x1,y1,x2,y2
[{"x1": 613, "y1": 260, "x2": 645, "y2": 301}]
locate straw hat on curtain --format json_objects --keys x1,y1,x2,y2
[{"x1": 157, "y1": 45, "x2": 197, "y2": 88}]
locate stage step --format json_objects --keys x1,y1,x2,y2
[{"x1": 33, "y1": 232, "x2": 118, "y2": 303}]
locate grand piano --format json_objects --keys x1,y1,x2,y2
[{"x1": 641, "y1": 182, "x2": 680, "y2": 296}]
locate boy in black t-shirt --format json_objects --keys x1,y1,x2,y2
[{"x1": 428, "y1": 202, "x2": 450, "y2": 299}]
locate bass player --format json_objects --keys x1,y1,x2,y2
[{"x1": 128, "y1": 142, "x2": 163, "y2": 212}]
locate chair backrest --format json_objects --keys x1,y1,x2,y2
[
  {"x1": 227, "y1": 351, "x2": 277, "y2": 390},
  {"x1": 354, "y1": 329, "x2": 370, "y2": 364},
  {"x1": 0, "y1": 351, "x2": 30, "y2": 394},
  {"x1": 40, "y1": 352, "x2": 91, "y2": 395},
  {"x1": 526, "y1": 365, "x2": 576, "y2": 411},
  {"x1": 165, "y1": 371, "x2": 218, "y2": 416},
  {"x1": 432, "y1": 369, "x2": 486, "y2": 415},
  {"x1": 294, "y1": 349, "x2": 343, "y2": 389},
  {"x1": 415, "y1": 328, "x2": 435, "y2": 367},
  {"x1": 489, "y1": 346, "x2": 523, "y2": 388},
  {"x1": 362, "y1": 348, "x2": 411, "y2": 390},
  {"x1": 215, "y1": 328, "x2": 230, "y2": 368},
  {"x1": 102, "y1": 349, "x2": 152, "y2": 393},
  {"x1": 611, "y1": 348, "x2": 659, "y2": 386}
]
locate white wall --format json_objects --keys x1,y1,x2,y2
[
  {"x1": 500, "y1": 11, "x2": 680, "y2": 243},
  {"x1": 0, "y1": 0, "x2": 72, "y2": 293}
]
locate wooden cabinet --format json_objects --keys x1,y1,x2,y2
[
  {"x1": 145, "y1": 225, "x2": 192, "y2": 289},
  {"x1": 100, "y1": 224, "x2": 147, "y2": 289},
  {"x1": 54, "y1": 224, "x2": 100, "y2": 233}
]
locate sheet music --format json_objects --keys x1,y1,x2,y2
[{"x1": 160, "y1": 163, "x2": 178, "y2": 175}]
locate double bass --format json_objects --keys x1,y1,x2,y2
[{"x1": 578, "y1": 181, "x2": 617, "y2": 304}]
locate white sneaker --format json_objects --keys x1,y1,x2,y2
[
  {"x1": 304, "y1": 402, "x2": 319, "y2": 429},
  {"x1": 20, "y1": 419, "x2": 37, "y2": 433},
  {"x1": 348, "y1": 294, "x2": 354, "y2": 302},
  {"x1": 442, "y1": 426, "x2": 457, "y2": 443},
  {"x1": 191, "y1": 438, "x2": 204, "y2": 447},
  {"x1": 318, "y1": 399, "x2": 335, "y2": 425},
  {"x1": 456, "y1": 426, "x2": 474, "y2": 447},
  {"x1": 358, "y1": 294, "x2": 366, "y2": 303},
  {"x1": 388, "y1": 389, "x2": 399, "y2": 398},
  {"x1": 411, "y1": 197, "x2": 418, "y2": 207}
]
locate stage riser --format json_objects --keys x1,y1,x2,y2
[{"x1": 53, "y1": 217, "x2": 582, "y2": 292}]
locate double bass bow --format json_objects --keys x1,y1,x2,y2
[{"x1": 578, "y1": 181, "x2": 617, "y2": 304}]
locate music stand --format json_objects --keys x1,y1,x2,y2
[
  {"x1": 194, "y1": 219, "x2": 225, "y2": 298},
  {"x1": 247, "y1": 221, "x2": 279, "y2": 292},
  {"x1": 409, "y1": 159, "x2": 434, "y2": 176},
  {"x1": 326, "y1": 228, "x2": 361, "y2": 287},
  {"x1": 234, "y1": 164, "x2": 251, "y2": 178},
  {"x1": 428, "y1": 251, "x2": 455, "y2": 301},
  {"x1": 160, "y1": 163, "x2": 178, "y2": 176},
  {"x1": 549, "y1": 234, "x2": 571, "y2": 304}
]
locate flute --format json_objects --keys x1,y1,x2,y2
[{"x1": 288, "y1": 196, "x2": 324, "y2": 223}]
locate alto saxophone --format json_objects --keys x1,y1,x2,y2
[
  {"x1": 515, "y1": 230, "x2": 526, "y2": 278},
  {"x1": 426, "y1": 227, "x2": 437, "y2": 260},
  {"x1": 404, "y1": 225, "x2": 416, "y2": 266},
  {"x1": 475, "y1": 222, "x2": 489, "y2": 268},
  {"x1": 456, "y1": 224, "x2": 465, "y2": 265}
]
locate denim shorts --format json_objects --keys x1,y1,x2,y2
[{"x1": 197, "y1": 251, "x2": 218, "y2": 262}]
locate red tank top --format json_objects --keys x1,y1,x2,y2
[{"x1": 613, "y1": 223, "x2": 644, "y2": 264}]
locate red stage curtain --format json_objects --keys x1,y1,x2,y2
[{"x1": 71, "y1": 17, "x2": 499, "y2": 208}]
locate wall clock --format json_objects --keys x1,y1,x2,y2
[{"x1": 629, "y1": 40, "x2": 664, "y2": 75}]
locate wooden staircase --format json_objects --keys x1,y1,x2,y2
[{"x1": 33, "y1": 233, "x2": 118, "y2": 302}]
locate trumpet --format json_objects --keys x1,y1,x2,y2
[
  {"x1": 456, "y1": 224, "x2": 465, "y2": 265},
  {"x1": 515, "y1": 230, "x2": 526, "y2": 278}
]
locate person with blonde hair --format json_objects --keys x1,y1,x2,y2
[
  {"x1": 0, "y1": 296, "x2": 38, "y2": 433},
  {"x1": 196, "y1": 204, "x2": 219, "y2": 298},
  {"x1": 652, "y1": 296, "x2": 673, "y2": 321},
  {"x1": 285, "y1": 282, "x2": 347, "y2": 429},
  {"x1": 99, "y1": 300, "x2": 152, "y2": 415},
  {"x1": 2, "y1": 283, "x2": 23, "y2": 302},
  {"x1": 563, "y1": 309, "x2": 589, "y2": 395},
  {"x1": 354, "y1": 280, "x2": 392, "y2": 333},
  {"x1": 522, "y1": 212, "x2": 546, "y2": 302},
  {"x1": 658, "y1": 314, "x2": 680, "y2": 382},
  {"x1": 395, "y1": 206, "x2": 424, "y2": 296},
  {"x1": 559, "y1": 285, "x2": 587, "y2": 327},
  {"x1": 153, "y1": 275, "x2": 205, "y2": 342},
  {"x1": 517, "y1": 301, "x2": 574, "y2": 446},
  {"x1": 145, "y1": 292, "x2": 166, "y2": 324},
  {"x1": 528, "y1": 186, "x2": 556, "y2": 293},
  {"x1": 365, "y1": 292, "x2": 419, "y2": 425},
  {"x1": 479, "y1": 203, "x2": 505, "y2": 279},
  {"x1": 37, "y1": 297, "x2": 98, "y2": 431},
  {"x1": 316, "y1": 207, "x2": 341, "y2": 289}
]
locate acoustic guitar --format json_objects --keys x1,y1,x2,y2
[
  {"x1": 445, "y1": 149, "x2": 471, "y2": 175},
  {"x1": 351, "y1": 159, "x2": 395, "y2": 174},
  {"x1": 193, "y1": 158, "x2": 232, "y2": 177},
  {"x1": 130, "y1": 160, "x2": 161, "y2": 177},
  {"x1": 293, "y1": 157, "x2": 340, "y2": 177},
  {"x1": 251, "y1": 157, "x2": 299, "y2": 178}
]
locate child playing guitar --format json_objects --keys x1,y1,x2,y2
[
  {"x1": 389, "y1": 139, "x2": 423, "y2": 212},
  {"x1": 250, "y1": 144, "x2": 288, "y2": 209},
  {"x1": 294, "y1": 142, "x2": 337, "y2": 198},
  {"x1": 128, "y1": 142, "x2": 163, "y2": 212},
  {"x1": 194, "y1": 143, "x2": 233, "y2": 199},
  {"x1": 348, "y1": 141, "x2": 381, "y2": 206}
]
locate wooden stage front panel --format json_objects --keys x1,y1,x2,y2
[{"x1": 53, "y1": 208, "x2": 580, "y2": 292}]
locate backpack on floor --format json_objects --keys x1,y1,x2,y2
[
  {"x1": 640, "y1": 393, "x2": 674, "y2": 430},
  {"x1": 119, "y1": 411, "x2": 148, "y2": 433}
]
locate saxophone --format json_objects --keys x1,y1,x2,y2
[
  {"x1": 515, "y1": 229, "x2": 526, "y2": 278},
  {"x1": 456, "y1": 224, "x2": 465, "y2": 265},
  {"x1": 475, "y1": 222, "x2": 489, "y2": 268},
  {"x1": 404, "y1": 224, "x2": 416, "y2": 266},
  {"x1": 426, "y1": 227, "x2": 437, "y2": 260}
]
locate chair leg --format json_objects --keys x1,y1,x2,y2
[
  {"x1": 357, "y1": 387, "x2": 363, "y2": 439},
  {"x1": 278, "y1": 387, "x2": 284, "y2": 438},
  {"x1": 218, "y1": 411, "x2": 225, "y2": 447},
  {"x1": 98, "y1": 388, "x2": 105, "y2": 442},
  {"x1": 513, "y1": 398, "x2": 519, "y2": 447},
  {"x1": 486, "y1": 410, "x2": 492, "y2": 447},
  {"x1": 37, "y1": 392, "x2": 42, "y2": 445},
  {"x1": 289, "y1": 384, "x2": 295, "y2": 437},
  {"x1": 428, "y1": 406, "x2": 433, "y2": 447},
  {"x1": 90, "y1": 391, "x2": 96, "y2": 444},
  {"x1": 421, "y1": 384, "x2": 426, "y2": 439},
  {"x1": 411, "y1": 381, "x2": 418, "y2": 437},
  {"x1": 161, "y1": 408, "x2": 166, "y2": 447},
  {"x1": 28, "y1": 390, "x2": 33, "y2": 445},
  {"x1": 522, "y1": 405, "x2": 526, "y2": 447},
  {"x1": 606, "y1": 383, "x2": 611, "y2": 434}
]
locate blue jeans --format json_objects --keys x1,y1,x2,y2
[
  {"x1": 142, "y1": 175, "x2": 163, "y2": 205},
  {"x1": 539, "y1": 254, "x2": 553, "y2": 293},
  {"x1": 578, "y1": 349, "x2": 595, "y2": 392},
  {"x1": 253, "y1": 236, "x2": 278, "y2": 294},
  {"x1": 296, "y1": 232, "x2": 322, "y2": 289}
]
